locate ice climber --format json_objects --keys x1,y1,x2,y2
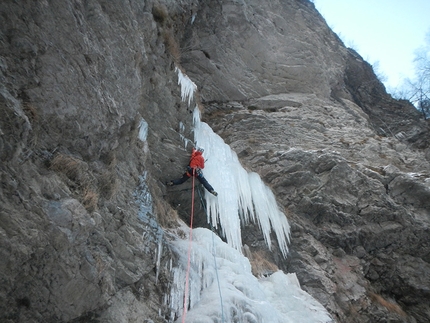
[{"x1": 166, "y1": 147, "x2": 218, "y2": 196}]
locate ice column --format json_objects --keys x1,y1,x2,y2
[
  {"x1": 174, "y1": 67, "x2": 290, "y2": 256},
  {"x1": 193, "y1": 108, "x2": 290, "y2": 256}
]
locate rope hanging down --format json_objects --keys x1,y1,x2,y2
[
  {"x1": 180, "y1": 171, "x2": 225, "y2": 323},
  {"x1": 181, "y1": 170, "x2": 196, "y2": 323},
  {"x1": 196, "y1": 186, "x2": 225, "y2": 323}
]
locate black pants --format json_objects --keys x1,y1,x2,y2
[{"x1": 171, "y1": 173, "x2": 215, "y2": 193}]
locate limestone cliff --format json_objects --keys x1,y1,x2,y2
[{"x1": 1, "y1": 0, "x2": 429, "y2": 322}]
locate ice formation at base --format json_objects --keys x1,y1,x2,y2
[
  {"x1": 167, "y1": 228, "x2": 332, "y2": 323},
  {"x1": 163, "y1": 68, "x2": 332, "y2": 322}
]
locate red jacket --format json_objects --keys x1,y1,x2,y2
[{"x1": 189, "y1": 148, "x2": 205, "y2": 169}]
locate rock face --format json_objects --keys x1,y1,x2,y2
[
  {"x1": 1, "y1": 0, "x2": 429, "y2": 323},
  {"x1": 1, "y1": 1, "x2": 192, "y2": 322},
  {"x1": 206, "y1": 96, "x2": 430, "y2": 322}
]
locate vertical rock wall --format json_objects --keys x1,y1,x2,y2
[
  {"x1": 0, "y1": 0, "x2": 197, "y2": 321},
  {"x1": 1, "y1": 0, "x2": 430, "y2": 322}
]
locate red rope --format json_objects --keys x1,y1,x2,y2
[{"x1": 182, "y1": 169, "x2": 196, "y2": 323}]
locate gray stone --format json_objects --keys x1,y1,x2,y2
[{"x1": 1, "y1": 0, "x2": 429, "y2": 322}]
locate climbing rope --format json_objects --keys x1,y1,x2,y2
[
  {"x1": 196, "y1": 186, "x2": 225, "y2": 323},
  {"x1": 181, "y1": 170, "x2": 196, "y2": 323},
  {"x1": 179, "y1": 172, "x2": 225, "y2": 323}
]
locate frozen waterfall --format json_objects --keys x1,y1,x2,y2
[
  {"x1": 164, "y1": 68, "x2": 332, "y2": 323},
  {"x1": 167, "y1": 228, "x2": 332, "y2": 323},
  {"x1": 193, "y1": 108, "x2": 290, "y2": 257}
]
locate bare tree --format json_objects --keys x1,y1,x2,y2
[
  {"x1": 408, "y1": 47, "x2": 430, "y2": 118},
  {"x1": 394, "y1": 32, "x2": 430, "y2": 119}
]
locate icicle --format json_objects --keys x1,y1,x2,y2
[
  {"x1": 138, "y1": 118, "x2": 148, "y2": 141},
  {"x1": 193, "y1": 107, "x2": 290, "y2": 256},
  {"x1": 168, "y1": 237, "x2": 205, "y2": 321},
  {"x1": 179, "y1": 122, "x2": 193, "y2": 149},
  {"x1": 155, "y1": 232, "x2": 164, "y2": 284},
  {"x1": 192, "y1": 106, "x2": 201, "y2": 126},
  {"x1": 179, "y1": 121, "x2": 185, "y2": 133},
  {"x1": 249, "y1": 172, "x2": 290, "y2": 257},
  {"x1": 176, "y1": 67, "x2": 197, "y2": 107}
]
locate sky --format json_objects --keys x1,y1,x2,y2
[{"x1": 313, "y1": 0, "x2": 430, "y2": 92}]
